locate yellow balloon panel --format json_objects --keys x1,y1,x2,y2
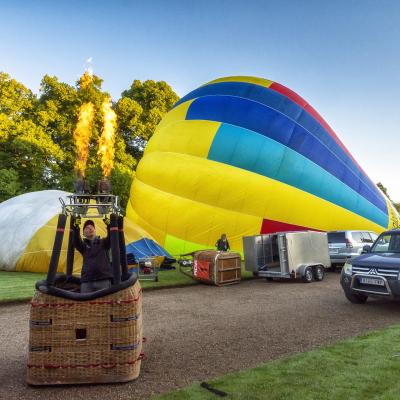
[
  {"x1": 205, "y1": 76, "x2": 274, "y2": 88},
  {"x1": 153, "y1": 100, "x2": 192, "y2": 133},
  {"x1": 386, "y1": 199, "x2": 400, "y2": 230},
  {"x1": 128, "y1": 178, "x2": 262, "y2": 253},
  {"x1": 135, "y1": 151, "x2": 384, "y2": 241},
  {"x1": 126, "y1": 199, "x2": 167, "y2": 245},
  {"x1": 145, "y1": 120, "x2": 221, "y2": 158},
  {"x1": 16, "y1": 215, "x2": 82, "y2": 274}
]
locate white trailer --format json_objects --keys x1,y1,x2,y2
[{"x1": 243, "y1": 231, "x2": 331, "y2": 282}]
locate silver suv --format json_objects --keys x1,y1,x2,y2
[{"x1": 328, "y1": 230, "x2": 378, "y2": 268}]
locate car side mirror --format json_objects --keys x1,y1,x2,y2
[{"x1": 362, "y1": 245, "x2": 371, "y2": 254}]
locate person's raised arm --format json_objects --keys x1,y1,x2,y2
[
  {"x1": 101, "y1": 216, "x2": 111, "y2": 249},
  {"x1": 72, "y1": 216, "x2": 84, "y2": 254}
]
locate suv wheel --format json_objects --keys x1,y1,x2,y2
[
  {"x1": 314, "y1": 265, "x2": 325, "y2": 281},
  {"x1": 344, "y1": 291, "x2": 368, "y2": 304},
  {"x1": 302, "y1": 267, "x2": 313, "y2": 283}
]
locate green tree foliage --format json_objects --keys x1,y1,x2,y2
[
  {"x1": 377, "y1": 182, "x2": 390, "y2": 198},
  {"x1": 377, "y1": 182, "x2": 400, "y2": 213},
  {"x1": 117, "y1": 80, "x2": 179, "y2": 158},
  {"x1": 0, "y1": 73, "x2": 64, "y2": 194},
  {"x1": 0, "y1": 71, "x2": 179, "y2": 209},
  {"x1": 0, "y1": 168, "x2": 21, "y2": 202}
]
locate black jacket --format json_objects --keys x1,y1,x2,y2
[
  {"x1": 73, "y1": 225, "x2": 113, "y2": 282},
  {"x1": 215, "y1": 239, "x2": 230, "y2": 251}
]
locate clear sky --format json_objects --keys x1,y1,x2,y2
[{"x1": 1, "y1": 0, "x2": 399, "y2": 201}]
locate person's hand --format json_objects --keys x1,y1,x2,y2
[
  {"x1": 103, "y1": 216, "x2": 110, "y2": 226},
  {"x1": 74, "y1": 216, "x2": 81, "y2": 227}
]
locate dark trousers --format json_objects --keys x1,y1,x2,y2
[{"x1": 80, "y1": 279, "x2": 112, "y2": 293}]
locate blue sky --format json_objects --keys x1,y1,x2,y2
[{"x1": 1, "y1": 0, "x2": 399, "y2": 201}]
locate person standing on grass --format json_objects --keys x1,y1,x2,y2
[{"x1": 215, "y1": 233, "x2": 230, "y2": 252}]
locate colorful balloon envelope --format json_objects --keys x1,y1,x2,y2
[
  {"x1": 0, "y1": 190, "x2": 162, "y2": 272},
  {"x1": 127, "y1": 76, "x2": 399, "y2": 255}
]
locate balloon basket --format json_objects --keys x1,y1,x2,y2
[
  {"x1": 27, "y1": 280, "x2": 143, "y2": 385},
  {"x1": 193, "y1": 251, "x2": 242, "y2": 286}
]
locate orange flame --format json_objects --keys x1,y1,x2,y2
[
  {"x1": 98, "y1": 97, "x2": 117, "y2": 177},
  {"x1": 74, "y1": 102, "x2": 94, "y2": 177}
]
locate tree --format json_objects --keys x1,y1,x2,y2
[
  {"x1": 0, "y1": 116, "x2": 64, "y2": 191},
  {"x1": 115, "y1": 96, "x2": 143, "y2": 151},
  {"x1": 377, "y1": 182, "x2": 400, "y2": 213},
  {"x1": 377, "y1": 182, "x2": 390, "y2": 198},
  {"x1": 0, "y1": 71, "x2": 179, "y2": 210},
  {"x1": 0, "y1": 73, "x2": 64, "y2": 194},
  {"x1": 117, "y1": 80, "x2": 179, "y2": 158},
  {"x1": 0, "y1": 72, "x2": 36, "y2": 118},
  {"x1": 0, "y1": 168, "x2": 22, "y2": 202}
]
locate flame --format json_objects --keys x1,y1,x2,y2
[
  {"x1": 73, "y1": 102, "x2": 94, "y2": 177},
  {"x1": 98, "y1": 97, "x2": 117, "y2": 177},
  {"x1": 80, "y1": 71, "x2": 93, "y2": 90}
]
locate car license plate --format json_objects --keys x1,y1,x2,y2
[
  {"x1": 359, "y1": 277, "x2": 384, "y2": 286},
  {"x1": 329, "y1": 249, "x2": 339, "y2": 254}
]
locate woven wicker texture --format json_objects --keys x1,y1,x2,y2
[
  {"x1": 194, "y1": 251, "x2": 241, "y2": 286},
  {"x1": 27, "y1": 281, "x2": 143, "y2": 385}
]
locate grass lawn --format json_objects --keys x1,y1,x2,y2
[
  {"x1": 0, "y1": 263, "x2": 253, "y2": 303},
  {"x1": 0, "y1": 272, "x2": 47, "y2": 303},
  {"x1": 152, "y1": 325, "x2": 400, "y2": 400},
  {"x1": 0, "y1": 268, "x2": 195, "y2": 303}
]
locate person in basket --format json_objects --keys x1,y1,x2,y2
[{"x1": 73, "y1": 218, "x2": 113, "y2": 293}]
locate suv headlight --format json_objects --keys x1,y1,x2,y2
[{"x1": 343, "y1": 262, "x2": 352, "y2": 275}]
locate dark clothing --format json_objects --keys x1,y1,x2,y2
[
  {"x1": 80, "y1": 279, "x2": 112, "y2": 293},
  {"x1": 73, "y1": 225, "x2": 113, "y2": 283},
  {"x1": 216, "y1": 239, "x2": 230, "y2": 251}
]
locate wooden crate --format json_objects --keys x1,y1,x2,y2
[
  {"x1": 27, "y1": 281, "x2": 143, "y2": 385},
  {"x1": 193, "y1": 251, "x2": 241, "y2": 286}
]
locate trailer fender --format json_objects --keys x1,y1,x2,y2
[
  {"x1": 298, "y1": 264, "x2": 324, "y2": 275},
  {"x1": 297, "y1": 265, "x2": 310, "y2": 277}
]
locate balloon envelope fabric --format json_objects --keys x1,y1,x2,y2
[
  {"x1": 0, "y1": 190, "x2": 163, "y2": 273},
  {"x1": 126, "y1": 76, "x2": 399, "y2": 255}
]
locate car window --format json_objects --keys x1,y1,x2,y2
[
  {"x1": 361, "y1": 232, "x2": 373, "y2": 243},
  {"x1": 351, "y1": 232, "x2": 363, "y2": 242},
  {"x1": 372, "y1": 233, "x2": 400, "y2": 253},
  {"x1": 327, "y1": 232, "x2": 345, "y2": 243},
  {"x1": 390, "y1": 234, "x2": 400, "y2": 252}
]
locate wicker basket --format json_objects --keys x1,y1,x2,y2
[
  {"x1": 193, "y1": 251, "x2": 241, "y2": 286},
  {"x1": 27, "y1": 281, "x2": 143, "y2": 385}
]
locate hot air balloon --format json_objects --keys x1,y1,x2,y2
[
  {"x1": 0, "y1": 190, "x2": 170, "y2": 272},
  {"x1": 126, "y1": 76, "x2": 399, "y2": 255}
]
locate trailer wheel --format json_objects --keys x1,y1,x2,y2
[
  {"x1": 314, "y1": 265, "x2": 325, "y2": 281},
  {"x1": 266, "y1": 277, "x2": 274, "y2": 281},
  {"x1": 302, "y1": 267, "x2": 313, "y2": 283}
]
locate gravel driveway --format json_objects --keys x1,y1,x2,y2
[{"x1": 2, "y1": 273, "x2": 400, "y2": 400}]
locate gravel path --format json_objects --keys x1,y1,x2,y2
[{"x1": 2, "y1": 273, "x2": 400, "y2": 400}]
